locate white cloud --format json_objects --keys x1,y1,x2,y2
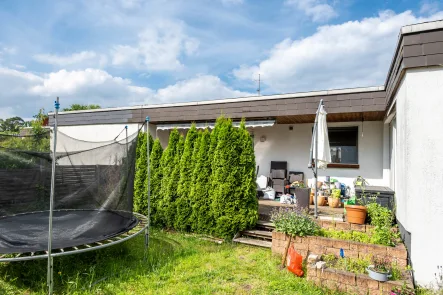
[
  {"x1": 34, "y1": 51, "x2": 107, "y2": 67},
  {"x1": 111, "y1": 20, "x2": 199, "y2": 71},
  {"x1": 154, "y1": 75, "x2": 252, "y2": 103},
  {"x1": 285, "y1": 0, "x2": 337, "y2": 22},
  {"x1": 0, "y1": 67, "x2": 249, "y2": 118},
  {"x1": 420, "y1": 1, "x2": 440, "y2": 15},
  {"x1": 233, "y1": 10, "x2": 443, "y2": 93}
]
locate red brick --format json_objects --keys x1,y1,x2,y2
[
  {"x1": 387, "y1": 245, "x2": 407, "y2": 260},
  {"x1": 346, "y1": 285, "x2": 358, "y2": 294},
  {"x1": 324, "y1": 268, "x2": 338, "y2": 281},
  {"x1": 335, "y1": 270, "x2": 356, "y2": 285},
  {"x1": 293, "y1": 242, "x2": 309, "y2": 251},
  {"x1": 333, "y1": 239, "x2": 350, "y2": 250},
  {"x1": 272, "y1": 231, "x2": 286, "y2": 241},
  {"x1": 369, "y1": 289, "x2": 382, "y2": 295},
  {"x1": 367, "y1": 278, "x2": 379, "y2": 290},
  {"x1": 356, "y1": 274, "x2": 370, "y2": 288},
  {"x1": 310, "y1": 277, "x2": 321, "y2": 286},
  {"x1": 325, "y1": 247, "x2": 339, "y2": 256},
  {"x1": 345, "y1": 249, "x2": 359, "y2": 259},
  {"x1": 395, "y1": 258, "x2": 408, "y2": 268},
  {"x1": 316, "y1": 236, "x2": 334, "y2": 247},
  {"x1": 321, "y1": 220, "x2": 335, "y2": 229},
  {"x1": 336, "y1": 283, "x2": 347, "y2": 293},
  {"x1": 369, "y1": 244, "x2": 387, "y2": 257},
  {"x1": 351, "y1": 223, "x2": 366, "y2": 232},
  {"x1": 306, "y1": 236, "x2": 317, "y2": 245},
  {"x1": 310, "y1": 244, "x2": 325, "y2": 255},
  {"x1": 307, "y1": 264, "x2": 317, "y2": 277},
  {"x1": 357, "y1": 243, "x2": 370, "y2": 253},
  {"x1": 350, "y1": 241, "x2": 359, "y2": 251},
  {"x1": 335, "y1": 222, "x2": 351, "y2": 231}
]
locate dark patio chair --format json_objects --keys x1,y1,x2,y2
[{"x1": 269, "y1": 161, "x2": 287, "y2": 195}]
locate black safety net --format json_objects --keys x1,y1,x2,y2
[{"x1": 0, "y1": 127, "x2": 140, "y2": 254}]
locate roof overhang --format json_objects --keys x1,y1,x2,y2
[{"x1": 156, "y1": 120, "x2": 275, "y2": 130}]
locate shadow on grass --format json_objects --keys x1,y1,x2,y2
[{"x1": 0, "y1": 232, "x2": 189, "y2": 294}]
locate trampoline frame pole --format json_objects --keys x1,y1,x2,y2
[
  {"x1": 145, "y1": 116, "x2": 150, "y2": 251},
  {"x1": 47, "y1": 97, "x2": 60, "y2": 295}
]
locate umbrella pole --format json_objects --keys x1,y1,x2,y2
[
  {"x1": 314, "y1": 99, "x2": 324, "y2": 219},
  {"x1": 47, "y1": 97, "x2": 59, "y2": 295}
]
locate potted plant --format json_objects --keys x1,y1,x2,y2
[
  {"x1": 345, "y1": 195, "x2": 367, "y2": 224},
  {"x1": 328, "y1": 189, "x2": 341, "y2": 208},
  {"x1": 390, "y1": 283, "x2": 415, "y2": 295},
  {"x1": 367, "y1": 257, "x2": 392, "y2": 282}
]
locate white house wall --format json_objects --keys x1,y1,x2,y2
[
  {"x1": 393, "y1": 67, "x2": 443, "y2": 287},
  {"x1": 253, "y1": 121, "x2": 385, "y2": 189}
]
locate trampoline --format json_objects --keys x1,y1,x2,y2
[{"x1": 0, "y1": 99, "x2": 152, "y2": 294}]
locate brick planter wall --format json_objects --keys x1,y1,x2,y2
[
  {"x1": 315, "y1": 220, "x2": 375, "y2": 233},
  {"x1": 306, "y1": 264, "x2": 413, "y2": 295},
  {"x1": 272, "y1": 232, "x2": 408, "y2": 267}
]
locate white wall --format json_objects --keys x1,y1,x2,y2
[
  {"x1": 253, "y1": 121, "x2": 385, "y2": 189},
  {"x1": 393, "y1": 67, "x2": 443, "y2": 287}
]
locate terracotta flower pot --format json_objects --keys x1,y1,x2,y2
[
  {"x1": 309, "y1": 193, "x2": 314, "y2": 205},
  {"x1": 328, "y1": 197, "x2": 340, "y2": 208},
  {"x1": 317, "y1": 196, "x2": 326, "y2": 206},
  {"x1": 345, "y1": 205, "x2": 367, "y2": 224}
]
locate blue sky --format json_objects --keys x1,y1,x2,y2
[{"x1": 0, "y1": 0, "x2": 442, "y2": 119}]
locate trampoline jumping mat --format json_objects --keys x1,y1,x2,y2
[{"x1": 0, "y1": 210, "x2": 138, "y2": 254}]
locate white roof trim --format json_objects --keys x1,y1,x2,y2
[
  {"x1": 401, "y1": 19, "x2": 443, "y2": 35},
  {"x1": 156, "y1": 120, "x2": 275, "y2": 130},
  {"x1": 52, "y1": 86, "x2": 384, "y2": 116}
]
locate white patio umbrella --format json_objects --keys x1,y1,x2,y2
[{"x1": 308, "y1": 100, "x2": 331, "y2": 218}]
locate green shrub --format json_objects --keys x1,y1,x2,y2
[
  {"x1": 175, "y1": 124, "x2": 199, "y2": 231},
  {"x1": 320, "y1": 229, "x2": 372, "y2": 244},
  {"x1": 133, "y1": 132, "x2": 147, "y2": 214},
  {"x1": 366, "y1": 202, "x2": 399, "y2": 246},
  {"x1": 210, "y1": 118, "x2": 258, "y2": 238},
  {"x1": 159, "y1": 129, "x2": 180, "y2": 227},
  {"x1": 271, "y1": 207, "x2": 320, "y2": 237},
  {"x1": 149, "y1": 139, "x2": 163, "y2": 226}
]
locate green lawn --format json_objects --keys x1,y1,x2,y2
[{"x1": 0, "y1": 230, "x2": 341, "y2": 295}]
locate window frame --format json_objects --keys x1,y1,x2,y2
[{"x1": 327, "y1": 126, "x2": 359, "y2": 169}]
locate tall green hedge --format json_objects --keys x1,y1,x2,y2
[
  {"x1": 134, "y1": 132, "x2": 154, "y2": 215},
  {"x1": 175, "y1": 124, "x2": 199, "y2": 231},
  {"x1": 189, "y1": 129, "x2": 213, "y2": 233},
  {"x1": 162, "y1": 132, "x2": 184, "y2": 228},
  {"x1": 149, "y1": 138, "x2": 163, "y2": 226},
  {"x1": 159, "y1": 129, "x2": 180, "y2": 227}
]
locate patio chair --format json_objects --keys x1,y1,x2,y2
[{"x1": 269, "y1": 161, "x2": 287, "y2": 195}]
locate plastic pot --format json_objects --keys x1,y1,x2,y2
[
  {"x1": 317, "y1": 196, "x2": 327, "y2": 206},
  {"x1": 345, "y1": 204, "x2": 367, "y2": 224},
  {"x1": 367, "y1": 265, "x2": 391, "y2": 282},
  {"x1": 328, "y1": 197, "x2": 340, "y2": 208}
]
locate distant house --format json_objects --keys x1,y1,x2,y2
[{"x1": 50, "y1": 20, "x2": 443, "y2": 286}]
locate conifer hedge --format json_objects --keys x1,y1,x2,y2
[
  {"x1": 175, "y1": 124, "x2": 199, "y2": 231},
  {"x1": 189, "y1": 129, "x2": 213, "y2": 233},
  {"x1": 134, "y1": 116, "x2": 258, "y2": 239},
  {"x1": 133, "y1": 132, "x2": 153, "y2": 215},
  {"x1": 149, "y1": 138, "x2": 163, "y2": 226}
]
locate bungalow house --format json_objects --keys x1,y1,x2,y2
[{"x1": 49, "y1": 19, "x2": 443, "y2": 286}]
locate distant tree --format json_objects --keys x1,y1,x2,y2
[
  {"x1": 62, "y1": 104, "x2": 101, "y2": 112},
  {"x1": 0, "y1": 116, "x2": 25, "y2": 133},
  {"x1": 175, "y1": 124, "x2": 199, "y2": 231}
]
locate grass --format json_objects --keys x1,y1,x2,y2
[{"x1": 0, "y1": 230, "x2": 343, "y2": 295}]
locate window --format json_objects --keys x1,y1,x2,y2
[{"x1": 328, "y1": 127, "x2": 358, "y2": 165}]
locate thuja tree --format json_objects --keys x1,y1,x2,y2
[
  {"x1": 189, "y1": 129, "x2": 213, "y2": 233},
  {"x1": 162, "y1": 133, "x2": 185, "y2": 228},
  {"x1": 149, "y1": 138, "x2": 163, "y2": 226},
  {"x1": 175, "y1": 124, "x2": 199, "y2": 231},
  {"x1": 210, "y1": 118, "x2": 258, "y2": 238},
  {"x1": 159, "y1": 129, "x2": 180, "y2": 227},
  {"x1": 133, "y1": 132, "x2": 154, "y2": 215},
  {"x1": 235, "y1": 121, "x2": 258, "y2": 231}
]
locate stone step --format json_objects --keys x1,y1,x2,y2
[
  {"x1": 256, "y1": 220, "x2": 275, "y2": 230},
  {"x1": 233, "y1": 237, "x2": 272, "y2": 248},
  {"x1": 241, "y1": 229, "x2": 272, "y2": 240}
]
